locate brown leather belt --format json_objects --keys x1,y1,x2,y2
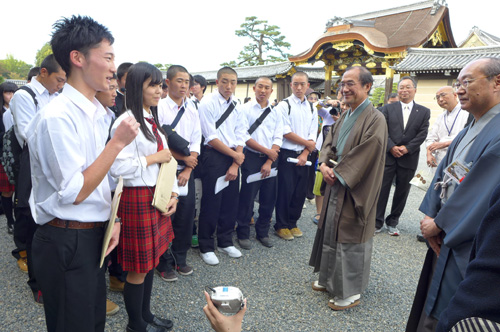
[{"x1": 47, "y1": 218, "x2": 106, "y2": 229}]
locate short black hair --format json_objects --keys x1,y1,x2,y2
[
  {"x1": 193, "y1": 75, "x2": 207, "y2": 93},
  {"x1": 217, "y1": 66, "x2": 237, "y2": 80},
  {"x1": 27, "y1": 67, "x2": 40, "y2": 81},
  {"x1": 0, "y1": 82, "x2": 18, "y2": 108},
  {"x1": 51, "y1": 15, "x2": 114, "y2": 77},
  {"x1": 162, "y1": 79, "x2": 168, "y2": 90},
  {"x1": 388, "y1": 92, "x2": 398, "y2": 99},
  {"x1": 166, "y1": 65, "x2": 188, "y2": 81},
  {"x1": 40, "y1": 54, "x2": 62, "y2": 75},
  {"x1": 291, "y1": 71, "x2": 309, "y2": 81},
  {"x1": 117, "y1": 62, "x2": 133, "y2": 80},
  {"x1": 398, "y1": 76, "x2": 417, "y2": 89}
]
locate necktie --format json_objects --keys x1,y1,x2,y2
[
  {"x1": 145, "y1": 117, "x2": 164, "y2": 152},
  {"x1": 403, "y1": 106, "x2": 410, "y2": 128}
]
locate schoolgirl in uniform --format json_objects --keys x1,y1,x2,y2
[{"x1": 110, "y1": 62, "x2": 178, "y2": 332}]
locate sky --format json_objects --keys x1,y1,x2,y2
[{"x1": 1, "y1": 0, "x2": 497, "y2": 73}]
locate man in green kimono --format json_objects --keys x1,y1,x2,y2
[{"x1": 309, "y1": 66, "x2": 387, "y2": 310}]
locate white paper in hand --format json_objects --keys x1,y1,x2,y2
[
  {"x1": 286, "y1": 157, "x2": 312, "y2": 166},
  {"x1": 215, "y1": 175, "x2": 229, "y2": 195},
  {"x1": 246, "y1": 168, "x2": 278, "y2": 183}
]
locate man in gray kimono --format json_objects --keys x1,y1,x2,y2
[
  {"x1": 406, "y1": 57, "x2": 500, "y2": 331},
  {"x1": 309, "y1": 66, "x2": 387, "y2": 310}
]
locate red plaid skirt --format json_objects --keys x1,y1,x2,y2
[
  {"x1": 0, "y1": 164, "x2": 14, "y2": 192},
  {"x1": 117, "y1": 186, "x2": 174, "y2": 273}
]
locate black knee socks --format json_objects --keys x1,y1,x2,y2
[
  {"x1": 142, "y1": 270, "x2": 155, "y2": 323},
  {"x1": 124, "y1": 281, "x2": 146, "y2": 331},
  {"x1": 1, "y1": 196, "x2": 14, "y2": 226}
]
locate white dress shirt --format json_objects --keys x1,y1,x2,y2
[
  {"x1": 199, "y1": 92, "x2": 246, "y2": 148},
  {"x1": 11, "y1": 77, "x2": 59, "y2": 145},
  {"x1": 425, "y1": 103, "x2": 470, "y2": 164},
  {"x1": 276, "y1": 94, "x2": 318, "y2": 151},
  {"x1": 27, "y1": 83, "x2": 111, "y2": 224},
  {"x1": 158, "y1": 95, "x2": 202, "y2": 155},
  {"x1": 2, "y1": 107, "x2": 14, "y2": 131},
  {"x1": 110, "y1": 110, "x2": 179, "y2": 193},
  {"x1": 400, "y1": 101, "x2": 414, "y2": 129},
  {"x1": 241, "y1": 100, "x2": 283, "y2": 152}
]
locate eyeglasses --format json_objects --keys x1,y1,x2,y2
[
  {"x1": 453, "y1": 76, "x2": 490, "y2": 91},
  {"x1": 434, "y1": 92, "x2": 449, "y2": 100},
  {"x1": 339, "y1": 81, "x2": 357, "y2": 88}
]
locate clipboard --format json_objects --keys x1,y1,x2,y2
[
  {"x1": 100, "y1": 176, "x2": 124, "y2": 268},
  {"x1": 152, "y1": 158, "x2": 178, "y2": 213}
]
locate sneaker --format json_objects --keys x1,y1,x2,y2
[
  {"x1": 7, "y1": 224, "x2": 14, "y2": 234},
  {"x1": 200, "y1": 252, "x2": 219, "y2": 265},
  {"x1": 157, "y1": 270, "x2": 178, "y2": 282},
  {"x1": 374, "y1": 226, "x2": 384, "y2": 234},
  {"x1": 416, "y1": 234, "x2": 426, "y2": 242},
  {"x1": 218, "y1": 246, "x2": 242, "y2": 258},
  {"x1": 312, "y1": 214, "x2": 320, "y2": 225},
  {"x1": 290, "y1": 227, "x2": 303, "y2": 237},
  {"x1": 275, "y1": 228, "x2": 294, "y2": 240},
  {"x1": 238, "y1": 238, "x2": 251, "y2": 250},
  {"x1": 177, "y1": 265, "x2": 193, "y2": 276},
  {"x1": 387, "y1": 226, "x2": 400, "y2": 236},
  {"x1": 191, "y1": 235, "x2": 199, "y2": 248},
  {"x1": 106, "y1": 299, "x2": 119, "y2": 316},
  {"x1": 257, "y1": 237, "x2": 273, "y2": 248}
]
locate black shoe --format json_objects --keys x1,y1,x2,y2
[
  {"x1": 258, "y1": 237, "x2": 273, "y2": 248},
  {"x1": 150, "y1": 316, "x2": 173, "y2": 330},
  {"x1": 126, "y1": 324, "x2": 167, "y2": 332},
  {"x1": 238, "y1": 238, "x2": 251, "y2": 250},
  {"x1": 416, "y1": 234, "x2": 426, "y2": 243},
  {"x1": 34, "y1": 290, "x2": 43, "y2": 306}
]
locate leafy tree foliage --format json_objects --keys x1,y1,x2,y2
[
  {"x1": 221, "y1": 16, "x2": 291, "y2": 67},
  {"x1": 0, "y1": 54, "x2": 32, "y2": 80},
  {"x1": 35, "y1": 42, "x2": 53, "y2": 66}
]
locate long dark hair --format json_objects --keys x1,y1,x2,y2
[
  {"x1": 0, "y1": 82, "x2": 18, "y2": 113},
  {"x1": 125, "y1": 62, "x2": 164, "y2": 142}
]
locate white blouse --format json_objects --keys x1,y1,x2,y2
[{"x1": 110, "y1": 109, "x2": 179, "y2": 194}]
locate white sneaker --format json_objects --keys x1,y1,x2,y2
[
  {"x1": 387, "y1": 226, "x2": 400, "y2": 236},
  {"x1": 218, "y1": 246, "x2": 242, "y2": 258},
  {"x1": 200, "y1": 252, "x2": 219, "y2": 265}
]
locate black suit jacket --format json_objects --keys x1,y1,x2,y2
[{"x1": 379, "y1": 101, "x2": 430, "y2": 170}]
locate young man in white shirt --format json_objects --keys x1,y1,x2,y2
[
  {"x1": 198, "y1": 67, "x2": 246, "y2": 265},
  {"x1": 274, "y1": 72, "x2": 317, "y2": 240},
  {"x1": 236, "y1": 77, "x2": 282, "y2": 249},
  {"x1": 10, "y1": 54, "x2": 66, "y2": 303},
  {"x1": 156, "y1": 65, "x2": 202, "y2": 280},
  {"x1": 28, "y1": 16, "x2": 139, "y2": 332}
]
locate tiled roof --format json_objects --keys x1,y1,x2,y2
[
  {"x1": 192, "y1": 62, "x2": 325, "y2": 82},
  {"x1": 458, "y1": 26, "x2": 500, "y2": 47},
  {"x1": 290, "y1": 0, "x2": 455, "y2": 62},
  {"x1": 392, "y1": 46, "x2": 500, "y2": 73}
]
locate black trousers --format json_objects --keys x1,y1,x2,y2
[
  {"x1": 198, "y1": 148, "x2": 239, "y2": 253},
  {"x1": 376, "y1": 162, "x2": 416, "y2": 228},
  {"x1": 157, "y1": 172, "x2": 195, "y2": 271},
  {"x1": 275, "y1": 149, "x2": 309, "y2": 230},
  {"x1": 32, "y1": 224, "x2": 106, "y2": 332},
  {"x1": 306, "y1": 150, "x2": 319, "y2": 200},
  {"x1": 236, "y1": 150, "x2": 276, "y2": 240}
]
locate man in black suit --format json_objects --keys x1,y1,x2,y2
[{"x1": 376, "y1": 76, "x2": 430, "y2": 235}]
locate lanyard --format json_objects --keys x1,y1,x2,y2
[{"x1": 444, "y1": 108, "x2": 462, "y2": 136}]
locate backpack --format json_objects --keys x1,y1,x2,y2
[
  {"x1": 283, "y1": 98, "x2": 314, "y2": 115},
  {"x1": 1, "y1": 86, "x2": 37, "y2": 185}
]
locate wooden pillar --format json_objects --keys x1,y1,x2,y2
[
  {"x1": 384, "y1": 66, "x2": 394, "y2": 104},
  {"x1": 324, "y1": 63, "x2": 334, "y2": 98}
]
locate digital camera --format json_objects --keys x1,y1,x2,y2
[{"x1": 208, "y1": 286, "x2": 244, "y2": 315}]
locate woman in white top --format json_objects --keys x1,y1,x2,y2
[
  {"x1": 110, "y1": 63, "x2": 178, "y2": 332},
  {"x1": 0, "y1": 81, "x2": 18, "y2": 233}
]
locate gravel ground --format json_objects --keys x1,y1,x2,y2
[{"x1": 0, "y1": 150, "x2": 431, "y2": 332}]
